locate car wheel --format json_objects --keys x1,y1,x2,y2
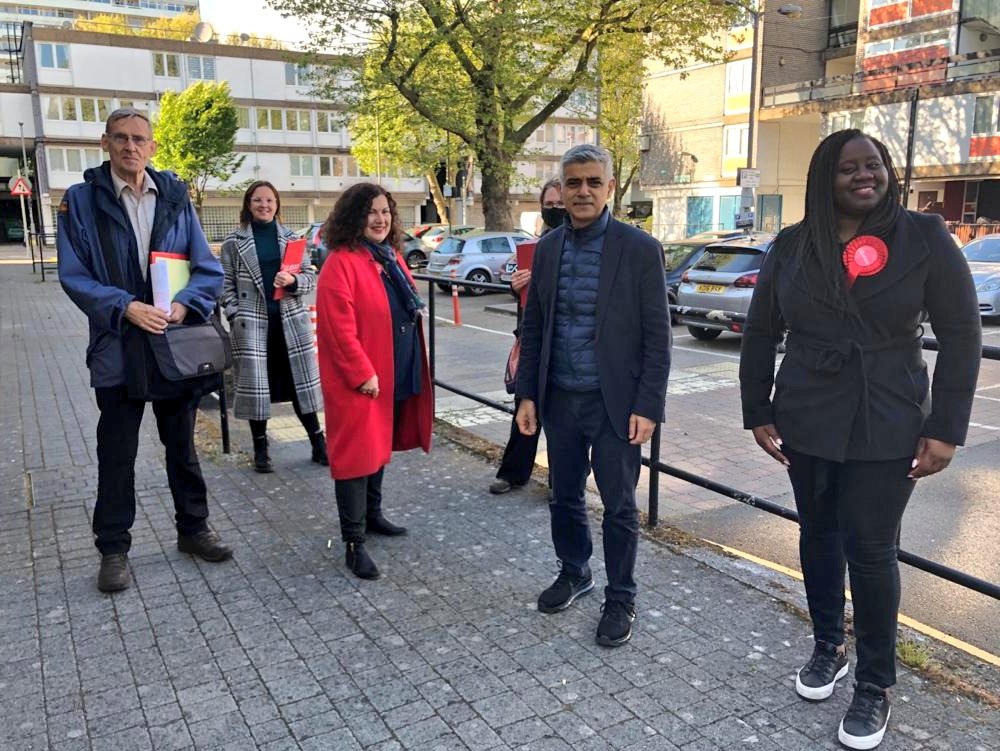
[
  {"x1": 436, "y1": 282, "x2": 452, "y2": 294},
  {"x1": 405, "y1": 250, "x2": 426, "y2": 269},
  {"x1": 687, "y1": 325, "x2": 722, "y2": 341},
  {"x1": 667, "y1": 292, "x2": 678, "y2": 325},
  {"x1": 463, "y1": 270, "x2": 491, "y2": 296}
]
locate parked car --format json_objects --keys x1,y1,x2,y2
[
  {"x1": 683, "y1": 229, "x2": 747, "y2": 243},
  {"x1": 961, "y1": 234, "x2": 1000, "y2": 318},
  {"x1": 662, "y1": 237, "x2": 737, "y2": 323},
  {"x1": 409, "y1": 223, "x2": 447, "y2": 239},
  {"x1": 426, "y1": 231, "x2": 534, "y2": 295},
  {"x1": 302, "y1": 222, "x2": 429, "y2": 270},
  {"x1": 674, "y1": 232, "x2": 777, "y2": 340},
  {"x1": 420, "y1": 225, "x2": 481, "y2": 251}
]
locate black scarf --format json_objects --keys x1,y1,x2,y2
[{"x1": 364, "y1": 240, "x2": 425, "y2": 321}]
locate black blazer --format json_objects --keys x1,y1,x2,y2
[
  {"x1": 740, "y1": 210, "x2": 982, "y2": 462},
  {"x1": 515, "y1": 215, "x2": 672, "y2": 440}
]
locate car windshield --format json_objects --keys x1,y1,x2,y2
[
  {"x1": 437, "y1": 237, "x2": 464, "y2": 255},
  {"x1": 663, "y1": 243, "x2": 699, "y2": 271},
  {"x1": 693, "y1": 247, "x2": 766, "y2": 273},
  {"x1": 963, "y1": 238, "x2": 1000, "y2": 263}
]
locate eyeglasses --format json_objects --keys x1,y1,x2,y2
[
  {"x1": 542, "y1": 201, "x2": 564, "y2": 209},
  {"x1": 106, "y1": 133, "x2": 151, "y2": 147}
]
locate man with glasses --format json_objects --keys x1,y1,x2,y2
[{"x1": 58, "y1": 107, "x2": 232, "y2": 593}]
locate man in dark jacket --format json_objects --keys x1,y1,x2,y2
[
  {"x1": 58, "y1": 107, "x2": 232, "y2": 593},
  {"x1": 515, "y1": 144, "x2": 671, "y2": 647}
]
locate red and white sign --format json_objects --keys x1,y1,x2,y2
[{"x1": 8, "y1": 176, "x2": 31, "y2": 197}]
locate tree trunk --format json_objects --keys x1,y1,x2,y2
[
  {"x1": 424, "y1": 173, "x2": 449, "y2": 223},
  {"x1": 479, "y1": 166, "x2": 513, "y2": 231}
]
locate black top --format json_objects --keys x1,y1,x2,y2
[
  {"x1": 739, "y1": 210, "x2": 982, "y2": 462},
  {"x1": 380, "y1": 270, "x2": 421, "y2": 401},
  {"x1": 252, "y1": 219, "x2": 281, "y2": 316}
]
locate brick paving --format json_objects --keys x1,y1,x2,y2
[{"x1": 0, "y1": 250, "x2": 997, "y2": 750}]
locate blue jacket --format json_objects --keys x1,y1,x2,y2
[{"x1": 58, "y1": 163, "x2": 223, "y2": 388}]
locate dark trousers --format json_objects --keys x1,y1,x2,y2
[
  {"x1": 94, "y1": 386, "x2": 210, "y2": 555},
  {"x1": 496, "y1": 398, "x2": 541, "y2": 486},
  {"x1": 543, "y1": 388, "x2": 641, "y2": 604},
  {"x1": 784, "y1": 445, "x2": 915, "y2": 688},
  {"x1": 248, "y1": 395, "x2": 321, "y2": 440},
  {"x1": 334, "y1": 467, "x2": 385, "y2": 543}
]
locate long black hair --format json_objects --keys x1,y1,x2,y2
[{"x1": 789, "y1": 129, "x2": 901, "y2": 314}]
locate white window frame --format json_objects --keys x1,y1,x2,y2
[
  {"x1": 725, "y1": 58, "x2": 752, "y2": 95},
  {"x1": 153, "y1": 52, "x2": 180, "y2": 78},
  {"x1": 186, "y1": 55, "x2": 216, "y2": 80},
  {"x1": 257, "y1": 108, "x2": 283, "y2": 131},
  {"x1": 285, "y1": 110, "x2": 310, "y2": 131},
  {"x1": 236, "y1": 107, "x2": 250, "y2": 129},
  {"x1": 972, "y1": 96, "x2": 997, "y2": 136},
  {"x1": 38, "y1": 42, "x2": 69, "y2": 69},
  {"x1": 285, "y1": 63, "x2": 311, "y2": 86},
  {"x1": 290, "y1": 155, "x2": 314, "y2": 177},
  {"x1": 723, "y1": 124, "x2": 749, "y2": 157}
]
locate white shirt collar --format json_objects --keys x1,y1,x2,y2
[{"x1": 110, "y1": 169, "x2": 157, "y2": 198}]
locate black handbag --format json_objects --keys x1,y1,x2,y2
[{"x1": 148, "y1": 316, "x2": 231, "y2": 381}]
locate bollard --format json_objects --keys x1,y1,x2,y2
[
  {"x1": 450, "y1": 269, "x2": 462, "y2": 326},
  {"x1": 309, "y1": 304, "x2": 318, "y2": 353}
]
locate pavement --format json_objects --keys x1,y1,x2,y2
[{"x1": 0, "y1": 244, "x2": 998, "y2": 751}]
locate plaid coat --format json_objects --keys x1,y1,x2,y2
[{"x1": 220, "y1": 223, "x2": 322, "y2": 421}]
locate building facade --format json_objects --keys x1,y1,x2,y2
[
  {"x1": 0, "y1": 0, "x2": 198, "y2": 28},
  {"x1": 644, "y1": 0, "x2": 1000, "y2": 240}
]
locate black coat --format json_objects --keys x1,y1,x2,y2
[
  {"x1": 515, "y1": 215, "x2": 672, "y2": 440},
  {"x1": 740, "y1": 210, "x2": 982, "y2": 462}
]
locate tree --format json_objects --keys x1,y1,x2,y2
[
  {"x1": 74, "y1": 11, "x2": 201, "y2": 40},
  {"x1": 224, "y1": 32, "x2": 286, "y2": 49},
  {"x1": 152, "y1": 82, "x2": 245, "y2": 216},
  {"x1": 268, "y1": 0, "x2": 734, "y2": 230}
]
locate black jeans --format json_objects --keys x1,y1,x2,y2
[
  {"x1": 94, "y1": 386, "x2": 210, "y2": 555},
  {"x1": 784, "y1": 445, "x2": 915, "y2": 688},
  {"x1": 248, "y1": 395, "x2": 321, "y2": 440},
  {"x1": 334, "y1": 467, "x2": 385, "y2": 543},
  {"x1": 496, "y1": 397, "x2": 541, "y2": 486},
  {"x1": 543, "y1": 388, "x2": 641, "y2": 604}
]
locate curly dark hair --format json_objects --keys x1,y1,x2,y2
[
  {"x1": 239, "y1": 180, "x2": 282, "y2": 226},
  {"x1": 323, "y1": 182, "x2": 402, "y2": 252}
]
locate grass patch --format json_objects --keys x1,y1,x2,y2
[{"x1": 897, "y1": 638, "x2": 932, "y2": 670}]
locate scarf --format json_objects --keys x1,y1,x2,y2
[{"x1": 364, "y1": 239, "x2": 425, "y2": 321}]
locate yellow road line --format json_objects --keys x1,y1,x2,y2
[
  {"x1": 0, "y1": 259, "x2": 55, "y2": 264},
  {"x1": 702, "y1": 538, "x2": 1000, "y2": 668}
]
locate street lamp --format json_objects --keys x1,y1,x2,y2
[{"x1": 17, "y1": 120, "x2": 35, "y2": 252}]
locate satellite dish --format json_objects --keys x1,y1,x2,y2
[
  {"x1": 61, "y1": 20, "x2": 72, "y2": 29},
  {"x1": 239, "y1": 33, "x2": 250, "y2": 43},
  {"x1": 190, "y1": 21, "x2": 214, "y2": 43}
]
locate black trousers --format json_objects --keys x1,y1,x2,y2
[
  {"x1": 784, "y1": 445, "x2": 915, "y2": 688},
  {"x1": 334, "y1": 467, "x2": 385, "y2": 543},
  {"x1": 543, "y1": 388, "x2": 641, "y2": 604},
  {"x1": 248, "y1": 395, "x2": 321, "y2": 440},
  {"x1": 94, "y1": 386, "x2": 210, "y2": 555},
  {"x1": 495, "y1": 397, "x2": 541, "y2": 486}
]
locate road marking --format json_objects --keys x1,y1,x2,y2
[
  {"x1": 433, "y1": 317, "x2": 514, "y2": 337},
  {"x1": 973, "y1": 394, "x2": 1000, "y2": 403},
  {"x1": 673, "y1": 344, "x2": 742, "y2": 361},
  {"x1": 968, "y1": 422, "x2": 1000, "y2": 432},
  {"x1": 701, "y1": 539, "x2": 1000, "y2": 668},
  {"x1": 976, "y1": 384, "x2": 1000, "y2": 392}
]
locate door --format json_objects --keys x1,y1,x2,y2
[
  {"x1": 718, "y1": 195, "x2": 740, "y2": 231},
  {"x1": 757, "y1": 194, "x2": 783, "y2": 233},
  {"x1": 686, "y1": 196, "x2": 713, "y2": 236}
]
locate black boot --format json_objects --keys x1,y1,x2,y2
[
  {"x1": 366, "y1": 514, "x2": 407, "y2": 536},
  {"x1": 253, "y1": 436, "x2": 273, "y2": 473},
  {"x1": 345, "y1": 542, "x2": 380, "y2": 579},
  {"x1": 309, "y1": 430, "x2": 329, "y2": 466}
]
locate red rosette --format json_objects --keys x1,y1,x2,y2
[{"x1": 842, "y1": 235, "x2": 888, "y2": 288}]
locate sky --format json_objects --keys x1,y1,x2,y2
[{"x1": 198, "y1": 0, "x2": 311, "y2": 49}]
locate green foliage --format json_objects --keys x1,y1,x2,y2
[
  {"x1": 269, "y1": 0, "x2": 734, "y2": 229},
  {"x1": 596, "y1": 33, "x2": 646, "y2": 217},
  {"x1": 152, "y1": 82, "x2": 245, "y2": 214},
  {"x1": 73, "y1": 11, "x2": 201, "y2": 40}
]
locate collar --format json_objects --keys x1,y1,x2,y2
[
  {"x1": 110, "y1": 168, "x2": 157, "y2": 199},
  {"x1": 565, "y1": 206, "x2": 610, "y2": 240}
]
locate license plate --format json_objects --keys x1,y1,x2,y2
[{"x1": 695, "y1": 284, "x2": 726, "y2": 294}]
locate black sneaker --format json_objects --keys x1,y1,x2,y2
[
  {"x1": 537, "y1": 564, "x2": 594, "y2": 613},
  {"x1": 838, "y1": 681, "x2": 891, "y2": 750},
  {"x1": 795, "y1": 640, "x2": 849, "y2": 700},
  {"x1": 596, "y1": 600, "x2": 636, "y2": 647},
  {"x1": 97, "y1": 553, "x2": 130, "y2": 593}
]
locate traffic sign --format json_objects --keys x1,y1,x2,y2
[
  {"x1": 738, "y1": 168, "x2": 760, "y2": 188},
  {"x1": 8, "y1": 176, "x2": 32, "y2": 197}
]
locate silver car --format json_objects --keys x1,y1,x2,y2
[
  {"x1": 675, "y1": 232, "x2": 776, "y2": 340},
  {"x1": 426, "y1": 230, "x2": 535, "y2": 295},
  {"x1": 961, "y1": 234, "x2": 1000, "y2": 318}
]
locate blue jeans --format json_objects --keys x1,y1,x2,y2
[
  {"x1": 543, "y1": 388, "x2": 641, "y2": 604},
  {"x1": 784, "y1": 445, "x2": 915, "y2": 688}
]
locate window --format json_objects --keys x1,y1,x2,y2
[
  {"x1": 79, "y1": 97, "x2": 111, "y2": 123},
  {"x1": 285, "y1": 63, "x2": 311, "y2": 86},
  {"x1": 316, "y1": 111, "x2": 335, "y2": 132},
  {"x1": 723, "y1": 124, "x2": 749, "y2": 156},
  {"x1": 555, "y1": 125, "x2": 567, "y2": 143},
  {"x1": 725, "y1": 59, "x2": 752, "y2": 95},
  {"x1": 153, "y1": 52, "x2": 180, "y2": 77},
  {"x1": 864, "y1": 28, "x2": 950, "y2": 58},
  {"x1": 830, "y1": 110, "x2": 864, "y2": 132},
  {"x1": 289, "y1": 155, "x2": 314, "y2": 177},
  {"x1": 257, "y1": 108, "x2": 282, "y2": 130},
  {"x1": 47, "y1": 148, "x2": 64, "y2": 171},
  {"x1": 38, "y1": 43, "x2": 68, "y2": 69},
  {"x1": 319, "y1": 155, "x2": 343, "y2": 176},
  {"x1": 481, "y1": 237, "x2": 512, "y2": 254},
  {"x1": 973, "y1": 96, "x2": 996, "y2": 135},
  {"x1": 285, "y1": 110, "x2": 310, "y2": 131},
  {"x1": 84, "y1": 148, "x2": 101, "y2": 168},
  {"x1": 66, "y1": 149, "x2": 82, "y2": 173},
  {"x1": 186, "y1": 55, "x2": 215, "y2": 80},
  {"x1": 345, "y1": 156, "x2": 361, "y2": 177},
  {"x1": 236, "y1": 107, "x2": 250, "y2": 129}
]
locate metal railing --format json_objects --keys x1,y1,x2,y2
[
  {"x1": 415, "y1": 272, "x2": 1000, "y2": 602},
  {"x1": 29, "y1": 231, "x2": 58, "y2": 281}
]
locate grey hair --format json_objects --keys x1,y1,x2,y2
[
  {"x1": 559, "y1": 144, "x2": 613, "y2": 182},
  {"x1": 105, "y1": 107, "x2": 151, "y2": 132}
]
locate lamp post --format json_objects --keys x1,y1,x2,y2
[{"x1": 17, "y1": 120, "x2": 34, "y2": 254}]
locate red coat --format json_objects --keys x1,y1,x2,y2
[{"x1": 316, "y1": 245, "x2": 433, "y2": 479}]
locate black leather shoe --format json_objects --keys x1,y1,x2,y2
[
  {"x1": 366, "y1": 514, "x2": 407, "y2": 536},
  {"x1": 178, "y1": 529, "x2": 233, "y2": 562},
  {"x1": 309, "y1": 431, "x2": 329, "y2": 466},
  {"x1": 345, "y1": 542, "x2": 381, "y2": 579},
  {"x1": 596, "y1": 600, "x2": 636, "y2": 647},
  {"x1": 97, "y1": 553, "x2": 130, "y2": 592},
  {"x1": 253, "y1": 436, "x2": 273, "y2": 473}
]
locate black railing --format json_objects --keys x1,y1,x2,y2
[
  {"x1": 29, "y1": 231, "x2": 58, "y2": 281},
  {"x1": 415, "y1": 273, "x2": 1000, "y2": 602}
]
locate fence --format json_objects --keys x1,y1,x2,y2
[
  {"x1": 947, "y1": 222, "x2": 1000, "y2": 244},
  {"x1": 414, "y1": 272, "x2": 1000, "y2": 603},
  {"x1": 28, "y1": 231, "x2": 58, "y2": 281}
]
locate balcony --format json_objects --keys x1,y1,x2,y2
[
  {"x1": 828, "y1": 23, "x2": 858, "y2": 49},
  {"x1": 962, "y1": 0, "x2": 1000, "y2": 34}
]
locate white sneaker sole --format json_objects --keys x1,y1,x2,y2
[
  {"x1": 796, "y1": 661, "x2": 849, "y2": 700},
  {"x1": 838, "y1": 707, "x2": 890, "y2": 750}
]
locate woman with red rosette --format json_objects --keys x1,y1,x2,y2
[
  {"x1": 739, "y1": 130, "x2": 981, "y2": 750},
  {"x1": 316, "y1": 183, "x2": 433, "y2": 580}
]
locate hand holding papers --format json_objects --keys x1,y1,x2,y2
[
  {"x1": 274, "y1": 238, "x2": 307, "y2": 301},
  {"x1": 150, "y1": 252, "x2": 190, "y2": 313}
]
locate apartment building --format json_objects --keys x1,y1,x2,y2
[
  {"x1": 0, "y1": 0, "x2": 197, "y2": 28},
  {"x1": 643, "y1": 0, "x2": 1000, "y2": 239}
]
